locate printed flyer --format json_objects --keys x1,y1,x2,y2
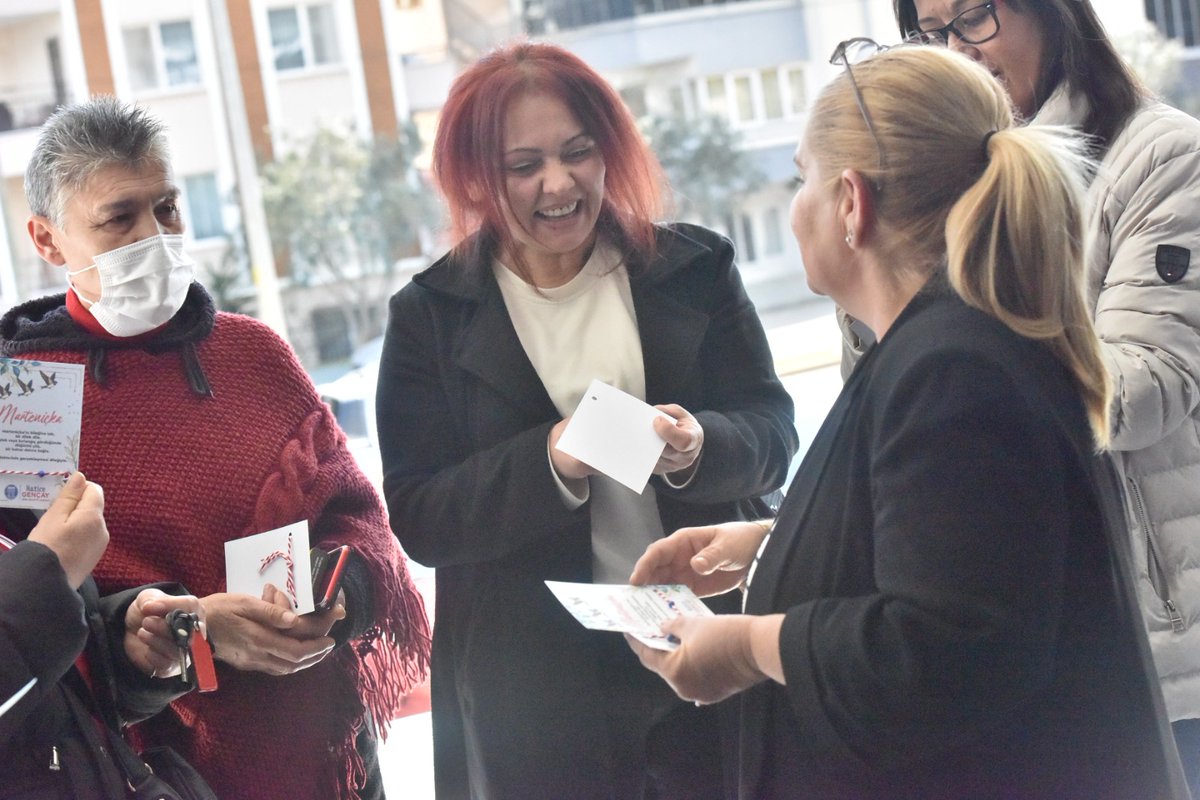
[
  {"x1": 545, "y1": 581, "x2": 714, "y2": 651},
  {"x1": 0, "y1": 358, "x2": 85, "y2": 509}
]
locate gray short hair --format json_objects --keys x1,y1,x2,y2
[{"x1": 25, "y1": 95, "x2": 170, "y2": 227}]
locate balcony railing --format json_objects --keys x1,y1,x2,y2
[
  {"x1": 524, "y1": 0, "x2": 755, "y2": 34},
  {"x1": 0, "y1": 86, "x2": 61, "y2": 133}
]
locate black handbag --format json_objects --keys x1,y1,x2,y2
[{"x1": 104, "y1": 727, "x2": 220, "y2": 800}]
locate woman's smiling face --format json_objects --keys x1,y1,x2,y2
[{"x1": 499, "y1": 90, "x2": 606, "y2": 284}]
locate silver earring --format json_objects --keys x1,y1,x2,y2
[{"x1": 845, "y1": 230, "x2": 854, "y2": 246}]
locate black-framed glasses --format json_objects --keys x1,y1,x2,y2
[
  {"x1": 829, "y1": 37, "x2": 889, "y2": 177},
  {"x1": 911, "y1": 1, "x2": 1000, "y2": 46}
]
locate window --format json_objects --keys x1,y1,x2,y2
[
  {"x1": 697, "y1": 63, "x2": 807, "y2": 127},
  {"x1": 122, "y1": 21, "x2": 200, "y2": 91},
  {"x1": 733, "y1": 75, "x2": 754, "y2": 124},
  {"x1": 786, "y1": 66, "x2": 806, "y2": 115},
  {"x1": 703, "y1": 76, "x2": 727, "y2": 115},
  {"x1": 761, "y1": 69, "x2": 783, "y2": 120},
  {"x1": 269, "y1": 4, "x2": 342, "y2": 71},
  {"x1": 739, "y1": 213, "x2": 757, "y2": 262},
  {"x1": 184, "y1": 174, "x2": 224, "y2": 240},
  {"x1": 312, "y1": 307, "x2": 353, "y2": 362},
  {"x1": 619, "y1": 86, "x2": 648, "y2": 118},
  {"x1": 763, "y1": 206, "x2": 784, "y2": 256},
  {"x1": 1146, "y1": 0, "x2": 1200, "y2": 47},
  {"x1": 667, "y1": 85, "x2": 687, "y2": 118},
  {"x1": 161, "y1": 22, "x2": 201, "y2": 85}
]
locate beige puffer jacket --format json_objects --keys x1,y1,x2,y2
[{"x1": 1036, "y1": 88, "x2": 1200, "y2": 722}]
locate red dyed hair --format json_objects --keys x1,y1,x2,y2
[{"x1": 432, "y1": 40, "x2": 666, "y2": 277}]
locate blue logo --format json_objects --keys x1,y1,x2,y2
[{"x1": 4, "y1": 485, "x2": 17, "y2": 500}]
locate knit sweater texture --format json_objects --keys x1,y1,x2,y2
[{"x1": 0, "y1": 285, "x2": 430, "y2": 800}]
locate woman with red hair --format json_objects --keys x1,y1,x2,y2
[{"x1": 377, "y1": 40, "x2": 797, "y2": 798}]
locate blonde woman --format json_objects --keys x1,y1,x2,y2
[
  {"x1": 628, "y1": 45, "x2": 1186, "y2": 798},
  {"x1": 898, "y1": 1, "x2": 1200, "y2": 789}
]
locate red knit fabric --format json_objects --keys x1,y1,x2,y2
[{"x1": 16, "y1": 311, "x2": 430, "y2": 800}]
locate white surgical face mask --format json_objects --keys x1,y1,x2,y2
[{"x1": 67, "y1": 233, "x2": 195, "y2": 337}]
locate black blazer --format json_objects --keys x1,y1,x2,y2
[
  {"x1": 377, "y1": 223, "x2": 797, "y2": 798},
  {"x1": 741, "y1": 284, "x2": 1186, "y2": 799}
]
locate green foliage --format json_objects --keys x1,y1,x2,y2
[
  {"x1": 260, "y1": 122, "x2": 438, "y2": 287},
  {"x1": 210, "y1": 224, "x2": 253, "y2": 315},
  {"x1": 642, "y1": 112, "x2": 766, "y2": 226}
]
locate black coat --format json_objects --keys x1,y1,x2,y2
[
  {"x1": 741, "y1": 285, "x2": 1186, "y2": 799},
  {"x1": 0, "y1": 514, "x2": 187, "y2": 800},
  {"x1": 377, "y1": 224, "x2": 798, "y2": 798}
]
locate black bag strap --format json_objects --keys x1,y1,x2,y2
[
  {"x1": 60, "y1": 685, "x2": 175, "y2": 799},
  {"x1": 100, "y1": 723, "x2": 163, "y2": 796}
]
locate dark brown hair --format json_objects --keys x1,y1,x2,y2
[{"x1": 893, "y1": 0, "x2": 1145, "y2": 150}]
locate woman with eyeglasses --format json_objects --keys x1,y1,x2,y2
[
  {"x1": 627, "y1": 44, "x2": 1187, "y2": 798},
  {"x1": 888, "y1": 1, "x2": 1200, "y2": 790}
]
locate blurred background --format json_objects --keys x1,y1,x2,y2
[{"x1": 0, "y1": 1, "x2": 1194, "y2": 795}]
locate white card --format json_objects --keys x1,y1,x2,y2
[
  {"x1": 554, "y1": 379, "x2": 671, "y2": 493},
  {"x1": 545, "y1": 581, "x2": 714, "y2": 651},
  {"x1": 224, "y1": 520, "x2": 316, "y2": 614},
  {"x1": 0, "y1": 358, "x2": 86, "y2": 509}
]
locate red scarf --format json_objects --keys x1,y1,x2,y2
[{"x1": 10, "y1": 304, "x2": 429, "y2": 800}]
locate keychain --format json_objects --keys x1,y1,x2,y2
[{"x1": 165, "y1": 609, "x2": 219, "y2": 693}]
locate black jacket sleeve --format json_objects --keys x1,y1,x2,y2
[
  {"x1": 0, "y1": 540, "x2": 88, "y2": 745},
  {"x1": 91, "y1": 581, "x2": 194, "y2": 726}
]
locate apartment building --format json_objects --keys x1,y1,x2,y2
[
  {"x1": 0, "y1": 0, "x2": 1172, "y2": 367},
  {"x1": 0, "y1": 0, "x2": 419, "y2": 367}
]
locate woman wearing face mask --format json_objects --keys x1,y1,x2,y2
[
  {"x1": 0, "y1": 96, "x2": 431, "y2": 800},
  {"x1": 376, "y1": 40, "x2": 797, "y2": 799},
  {"x1": 879, "y1": 1, "x2": 1200, "y2": 788},
  {"x1": 628, "y1": 44, "x2": 1187, "y2": 798}
]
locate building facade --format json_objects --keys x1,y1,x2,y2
[
  {"x1": 0, "y1": 0, "x2": 1174, "y2": 368},
  {"x1": 0, "y1": 0, "x2": 422, "y2": 368}
]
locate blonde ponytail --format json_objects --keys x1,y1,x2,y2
[
  {"x1": 807, "y1": 46, "x2": 1111, "y2": 448},
  {"x1": 945, "y1": 126, "x2": 1110, "y2": 448}
]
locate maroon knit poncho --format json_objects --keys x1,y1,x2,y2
[{"x1": 0, "y1": 287, "x2": 430, "y2": 800}]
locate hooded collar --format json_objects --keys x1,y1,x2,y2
[{"x1": 0, "y1": 282, "x2": 217, "y2": 397}]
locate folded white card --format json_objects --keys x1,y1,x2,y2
[
  {"x1": 554, "y1": 379, "x2": 670, "y2": 493},
  {"x1": 224, "y1": 520, "x2": 316, "y2": 614},
  {"x1": 0, "y1": 358, "x2": 86, "y2": 509},
  {"x1": 545, "y1": 580, "x2": 714, "y2": 651}
]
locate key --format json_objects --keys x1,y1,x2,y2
[{"x1": 166, "y1": 609, "x2": 198, "y2": 686}]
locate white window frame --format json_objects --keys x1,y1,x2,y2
[
  {"x1": 695, "y1": 62, "x2": 808, "y2": 128},
  {"x1": 183, "y1": 173, "x2": 225, "y2": 242},
  {"x1": 122, "y1": 20, "x2": 201, "y2": 93},
  {"x1": 268, "y1": 2, "x2": 342, "y2": 73},
  {"x1": 1145, "y1": 0, "x2": 1200, "y2": 48}
]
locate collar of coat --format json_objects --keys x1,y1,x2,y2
[{"x1": 0, "y1": 283, "x2": 217, "y2": 396}]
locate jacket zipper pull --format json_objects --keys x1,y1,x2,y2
[
  {"x1": 49, "y1": 745, "x2": 61, "y2": 771},
  {"x1": 1165, "y1": 599, "x2": 1186, "y2": 633}
]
